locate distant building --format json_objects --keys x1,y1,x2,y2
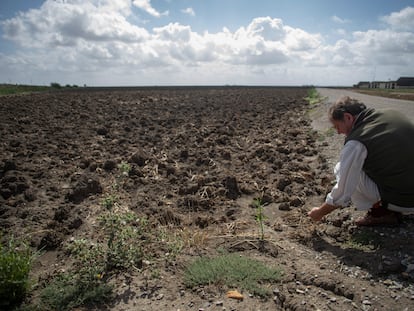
[
  {"x1": 355, "y1": 81, "x2": 370, "y2": 88},
  {"x1": 370, "y1": 81, "x2": 388, "y2": 89},
  {"x1": 370, "y1": 81, "x2": 396, "y2": 89},
  {"x1": 355, "y1": 77, "x2": 414, "y2": 89},
  {"x1": 385, "y1": 81, "x2": 397, "y2": 89},
  {"x1": 396, "y1": 77, "x2": 414, "y2": 88}
]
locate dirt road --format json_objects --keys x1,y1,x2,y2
[{"x1": 317, "y1": 87, "x2": 414, "y2": 120}]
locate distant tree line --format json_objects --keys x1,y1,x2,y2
[{"x1": 50, "y1": 82, "x2": 79, "y2": 88}]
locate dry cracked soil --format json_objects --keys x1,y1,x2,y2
[{"x1": 1, "y1": 87, "x2": 413, "y2": 311}]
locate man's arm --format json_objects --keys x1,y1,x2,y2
[
  {"x1": 325, "y1": 141, "x2": 367, "y2": 207},
  {"x1": 308, "y1": 203, "x2": 338, "y2": 221},
  {"x1": 309, "y1": 141, "x2": 367, "y2": 221}
]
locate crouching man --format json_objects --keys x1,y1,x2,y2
[{"x1": 309, "y1": 96, "x2": 414, "y2": 226}]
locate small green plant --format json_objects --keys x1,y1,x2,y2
[
  {"x1": 184, "y1": 253, "x2": 282, "y2": 297},
  {"x1": 98, "y1": 212, "x2": 145, "y2": 270},
  {"x1": 304, "y1": 87, "x2": 323, "y2": 105},
  {"x1": 41, "y1": 161, "x2": 144, "y2": 310},
  {"x1": 118, "y1": 161, "x2": 131, "y2": 176},
  {"x1": 101, "y1": 194, "x2": 118, "y2": 210},
  {"x1": 112, "y1": 161, "x2": 131, "y2": 191},
  {"x1": 40, "y1": 238, "x2": 111, "y2": 310},
  {"x1": 157, "y1": 228, "x2": 184, "y2": 260},
  {"x1": 0, "y1": 236, "x2": 38, "y2": 309},
  {"x1": 65, "y1": 239, "x2": 106, "y2": 275},
  {"x1": 343, "y1": 230, "x2": 379, "y2": 251},
  {"x1": 41, "y1": 211, "x2": 145, "y2": 311},
  {"x1": 252, "y1": 198, "x2": 267, "y2": 241},
  {"x1": 98, "y1": 162, "x2": 144, "y2": 270},
  {"x1": 40, "y1": 272, "x2": 113, "y2": 311}
]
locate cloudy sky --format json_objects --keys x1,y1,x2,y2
[{"x1": 0, "y1": 0, "x2": 413, "y2": 86}]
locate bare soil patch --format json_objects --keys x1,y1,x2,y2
[{"x1": 1, "y1": 87, "x2": 413, "y2": 310}]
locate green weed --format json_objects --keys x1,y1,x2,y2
[
  {"x1": 98, "y1": 211, "x2": 145, "y2": 270},
  {"x1": 304, "y1": 87, "x2": 324, "y2": 105},
  {"x1": 41, "y1": 211, "x2": 145, "y2": 310},
  {"x1": 118, "y1": 161, "x2": 131, "y2": 176},
  {"x1": 0, "y1": 236, "x2": 38, "y2": 309},
  {"x1": 101, "y1": 194, "x2": 118, "y2": 210},
  {"x1": 40, "y1": 273, "x2": 112, "y2": 311},
  {"x1": 112, "y1": 161, "x2": 131, "y2": 191},
  {"x1": 252, "y1": 198, "x2": 267, "y2": 241},
  {"x1": 343, "y1": 230, "x2": 379, "y2": 251},
  {"x1": 184, "y1": 253, "x2": 282, "y2": 297},
  {"x1": 40, "y1": 162, "x2": 144, "y2": 310}
]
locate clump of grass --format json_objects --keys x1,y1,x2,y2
[
  {"x1": 40, "y1": 272, "x2": 113, "y2": 311},
  {"x1": 304, "y1": 87, "x2": 323, "y2": 105},
  {"x1": 98, "y1": 211, "x2": 145, "y2": 270},
  {"x1": 40, "y1": 211, "x2": 146, "y2": 310},
  {"x1": 343, "y1": 230, "x2": 379, "y2": 251},
  {"x1": 0, "y1": 236, "x2": 38, "y2": 309},
  {"x1": 40, "y1": 161, "x2": 145, "y2": 310},
  {"x1": 38, "y1": 158, "x2": 190, "y2": 310},
  {"x1": 98, "y1": 161, "x2": 144, "y2": 270},
  {"x1": 184, "y1": 253, "x2": 282, "y2": 297},
  {"x1": 0, "y1": 84, "x2": 50, "y2": 95}
]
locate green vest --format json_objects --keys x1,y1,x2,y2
[{"x1": 345, "y1": 108, "x2": 414, "y2": 207}]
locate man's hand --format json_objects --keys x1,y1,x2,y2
[
  {"x1": 308, "y1": 203, "x2": 337, "y2": 221},
  {"x1": 308, "y1": 206, "x2": 326, "y2": 221}
]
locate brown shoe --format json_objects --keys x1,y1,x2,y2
[
  {"x1": 355, "y1": 201, "x2": 401, "y2": 226},
  {"x1": 355, "y1": 212, "x2": 400, "y2": 226}
]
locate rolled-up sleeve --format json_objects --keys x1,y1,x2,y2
[{"x1": 326, "y1": 140, "x2": 367, "y2": 207}]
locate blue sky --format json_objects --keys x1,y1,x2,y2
[{"x1": 0, "y1": 0, "x2": 413, "y2": 86}]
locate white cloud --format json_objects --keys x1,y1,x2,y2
[
  {"x1": 351, "y1": 29, "x2": 414, "y2": 65},
  {"x1": 0, "y1": 2, "x2": 413, "y2": 86},
  {"x1": 1, "y1": 0, "x2": 149, "y2": 48},
  {"x1": 241, "y1": 17, "x2": 285, "y2": 41},
  {"x1": 101, "y1": 0, "x2": 133, "y2": 16},
  {"x1": 181, "y1": 7, "x2": 195, "y2": 17},
  {"x1": 331, "y1": 15, "x2": 351, "y2": 24},
  {"x1": 132, "y1": 0, "x2": 169, "y2": 18},
  {"x1": 153, "y1": 23, "x2": 192, "y2": 41},
  {"x1": 381, "y1": 6, "x2": 414, "y2": 31},
  {"x1": 284, "y1": 26, "x2": 322, "y2": 51}
]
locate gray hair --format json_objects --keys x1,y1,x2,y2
[{"x1": 328, "y1": 96, "x2": 367, "y2": 121}]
